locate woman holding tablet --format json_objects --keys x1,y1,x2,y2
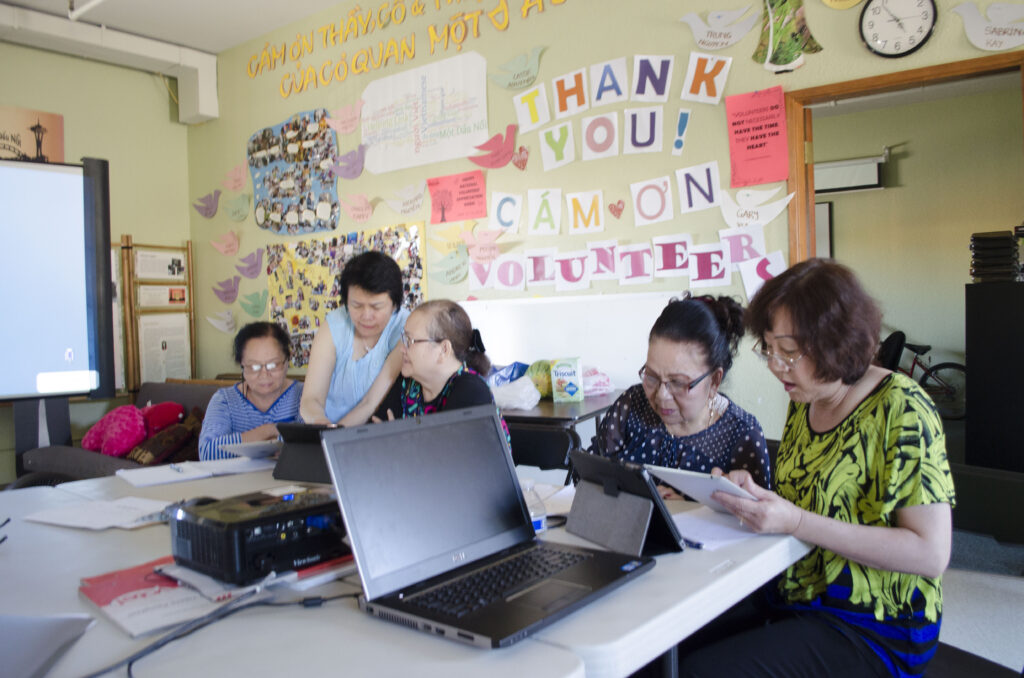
[
  {"x1": 590, "y1": 293, "x2": 771, "y2": 489},
  {"x1": 300, "y1": 250, "x2": 409, "y2": 426},
  {"x1": 372, "y1": 299, "x2": 495, "y2": 420},
  {"x1": 682, "y1": 259, "x2": 955, "y2": 678},
  {"x1": 198, "y1": 322, "x2": 302, "y2": 461}
]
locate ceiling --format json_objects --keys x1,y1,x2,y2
[{"x1": 1, "y1": 0, "x2": 342, "y2": 53}]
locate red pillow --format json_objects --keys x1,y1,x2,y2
[
  {"x1": 141, "y1": 401, "x2": 185, "y2": 436},
  {"x1": 81, "y1": 405, "x2": 148, "y2": 457}
]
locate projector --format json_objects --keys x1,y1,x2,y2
[{"x1": 169, "y1": 487, "x2": 349, "y2": 585}]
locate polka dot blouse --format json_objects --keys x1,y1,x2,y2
[{"x1": 589, "y1": 384, "x2": 771, "y2": 489}]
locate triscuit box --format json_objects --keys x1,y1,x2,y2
[{"x1": 550, "y1": 358, "x2": 584, "y2": 402}]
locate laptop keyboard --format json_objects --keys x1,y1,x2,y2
[{"x1": 406, "y1": 545, "x2": 591, "y2": 619}]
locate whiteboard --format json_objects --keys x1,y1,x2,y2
[{"x1": 463, "y1": 291, "x2": 678, "y2": 390}]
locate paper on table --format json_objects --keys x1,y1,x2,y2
[
  {"x1": 116, "y1": 463, "x2": 212, "y2": 487},
  {"x1": 115, "y1": 457, "x2": 276, "y2": 487},
  {"x1": 0, "y1": 613, "x2": 94, "y2": 678},
  {"x1": 25, "y1": 497, "x2": 171, "y2": 530},
  {"x1": 671, "y1": 505, "x2": 756, "y2": 551},
  {"x1": 539, "y1": 484, "x2": 576, "y2": 516}
]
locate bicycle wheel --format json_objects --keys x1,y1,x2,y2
[{"x1": 919, "y1": 362, "x2": 967, "y2": 420}]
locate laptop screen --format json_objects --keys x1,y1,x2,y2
[{"x1": 322, "y1": 405, "x2": 534, "y2": 600}]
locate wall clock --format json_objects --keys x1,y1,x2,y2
[{"x1": 859, "y1": 0, "x2": 937, "y2": 57}]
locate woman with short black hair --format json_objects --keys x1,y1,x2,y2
[
  {"x1": 301, "y1": 251, "x2": 409, "y2": 425},
  {"x1": 199, "y1": 321, "x2": 301, "y2": 460}
]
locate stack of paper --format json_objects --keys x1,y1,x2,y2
[
  {"x1": 115, "y1": 457, "x2": 276, "y2": 487},
  {"x1": 25, "y1": 497, "x2": 171, "y2": 530}
]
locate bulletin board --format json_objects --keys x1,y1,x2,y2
[{"x1": 120, "y1": 235, "x2": 196, "y2": 390}]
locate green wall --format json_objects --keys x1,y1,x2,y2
[
  {"x1": 1, "y1": 1, "x2": 1021, "y2": 483},
  {"x1": 815, "y1": 87, "x2": 1024, "y2": 365},
  {"x1": 0, "y1": 42, "x2": 191, "y2": 482}
]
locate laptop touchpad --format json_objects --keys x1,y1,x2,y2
[{"x1": 508, "y1": 580, "x2": 591, "y2": 612}]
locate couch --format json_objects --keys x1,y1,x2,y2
[{"x1": 18, "y1": 379, "x2": 234, "y2": 483}]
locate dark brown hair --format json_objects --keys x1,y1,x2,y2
[
  {"x1": 418, "y1": 300, "x2": 491, "y2": 375},
  {"x1": 745, "y1": 258, "x2": 881, "y2": 384}
]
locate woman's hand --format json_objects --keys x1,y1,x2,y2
[
  {"x1": 241, "y1": 422, "x2": 280, "y2": 442},
  {"x1": 370, "y1": 409, "x2": 396, "y2": 424},
  {"x1": 710, "y1": 468, "x2": 803, "y2": 535}
]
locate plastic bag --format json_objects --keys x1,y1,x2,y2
[
  {"x1": 491, "y1": 375, "x2": 541, "y2": 410},
  {"x1": 486, "y1": 361, "x2": 529, "y2": 388},
  {"x1": 582, "y1": 365, "x2": 614, "y2": 396}
]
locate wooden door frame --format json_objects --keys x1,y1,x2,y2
[{"x1": 785, "y1": 52, "x2": 1024, "y2": 262}]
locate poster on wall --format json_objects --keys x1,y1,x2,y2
[
  {"x1": 247, "y1": 108, "x2": 340, "y2": 235},
  {"x1": 266, "y1": 224, "x2": 424, "y2": 367},
  {"x1": 725, "y1": 86, "x2": 789, "y2": 187},
  {"x1": 0, "y1": 105, "x2": 64, "y2": 162},
  {"x1": 361, "y1": 52, "x2": 489, "y2": 174},
  {"x1": 138, "y1": 314, "x2": 191, "y2": 383}
]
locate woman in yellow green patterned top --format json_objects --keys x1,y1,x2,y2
[{"x1": 680, "y1": 258, "x2": 955, "y2": 678}]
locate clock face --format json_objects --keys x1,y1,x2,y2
[{"x1": 860, "y1": 0, "x2": 936, "y2": 58}]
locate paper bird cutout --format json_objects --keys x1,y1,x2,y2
[
  {"x1": 240, "y1": 290, "x2": 268, "y2": 318},
  {"x1": 680, "y1": 6, "x2": 759, "y2": 50},
  {"x1": 953, "y1": 2, "x2": 1024, "y2": 51},
  {"x1": 512, "y1": 146, "x2": 529, "y2": 170},
  {"x1": 225, "y1": 192, "x2": 250, "y2": 222},
  {"x1": 753, "y1": 0, "x2": 822, "y2": 72},
  {"x1": 206, "y1": 310, "x2": 236, "y2": 334},
  {"x1": 331, "y1": 144, "x2": 366, "y2": 180},
  {"x1": 193, "y1": 189, "x2": 221, "y2": 218},
  {"x1": 235, "y1": 249, "x2": 263, "y2": 279},
  {"x1": 384, "y1": 181, "x2": 427, "y2": 216},
  {"x1": 340, "y1": 194, "x2": 373, "y2": 223},
  {"x1": 460, "y1": 228, "x2": 503, "y2": 264},
  {"x1": 210, "y1": 230, "x2": 240, "y2": 256},
  {"x1": 430, "y1": 244, "x2": 470, "y2": 285},
  {"x1": 469, "y1": 124, "x2": 517, "y2": 169},
  {"x1": 326, "y1": 100, "x2": 365, "y2": 135},
  {"x1": 212, "y1": 276, "x2": 241, "y2": 304},
  {"x1": 429, "y1": 221, "x2": 471, "y2": 255},
  {"x1": 719, "y1": 187, "x2": 794, "y2": 229},
  {"x1": 222, "y1": 163, "x2": 246, "y2": 191},
  {"x1": 488, "y1": 47, "x2": 545, "y2": 90}
]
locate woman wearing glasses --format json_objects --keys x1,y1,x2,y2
[
  {"x1": 300, "y1": 250, "x2": 410, "y2": 426},
  {"x1": 680, "y1": 259, "x2": 954, "y2": 678},
  {"x1": 591, "y1": 293, "x2": 770, "y2": 489},
  {"x1": 198, "y1": 322, "x2": 302, "y2": 460},
  {"x1": 372, "y1": 300, "x2": 495, "y2": 421}
]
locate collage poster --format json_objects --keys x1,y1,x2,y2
[{"x1": 266, "y1": 223, "x2": 424, "y2": 367}]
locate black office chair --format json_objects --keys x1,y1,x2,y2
[
  {"x1": 877, "y1": 331, "x2": 907, "y2": 371},
  {"x1": 507, "y1": 422, "x2": 580, "y2": 485}
]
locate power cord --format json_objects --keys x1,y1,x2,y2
[{"x1": 82, "y1": 588, "x2": 360, "y2": 678}]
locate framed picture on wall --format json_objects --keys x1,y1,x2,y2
[{"x1": 815, "y1": 202, "x2": 834, "y2": 258}]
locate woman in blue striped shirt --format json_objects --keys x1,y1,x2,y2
[{"x1": 199, "y1": 322, "x2": 302, "y2": 460}]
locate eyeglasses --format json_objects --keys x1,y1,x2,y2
[
  {"x1": 638, "y1": 366, "x2": 713, "y2": 397},
  {"x1": 241, "y1": 360, "x2": 286, "y2": 374},
  {"x1": 751, "y1": 342, "x2": 805, "y2": 371},
  {"x1": 401, "y1": 332, "x2": 438, "y2": 348}
]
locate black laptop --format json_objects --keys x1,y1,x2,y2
[
  {"x1": 273, "y1": 422, "x2": 333, "y2": 483},
  {"x1": 320, "y1": 405, "x2": 655, "y2": 648}
]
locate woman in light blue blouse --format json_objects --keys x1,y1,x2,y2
[
  {"x1": 300, "y1": 251, "x2": 409, "y2": 425},
  {"x1": 198, "y1": 322, "x2": 302, "y2": 461}
]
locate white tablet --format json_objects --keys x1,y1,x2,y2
[
  {"x1": 220, "y1": 440, "x2": 283, "y2": 459},
  {"x1": 643, "y1": 465, "x2": 757, "y2": 513}
]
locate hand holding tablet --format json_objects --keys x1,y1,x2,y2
[{"x1": 643, "y1": 465, "x2": 758, "y2": 513}]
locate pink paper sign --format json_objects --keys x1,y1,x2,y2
[
  {"x1": 427, "y1": 169, "x2": 487, "y2": 224},
  {"x1": 725, "y1": 86, "x2": 788, "y2": 188}
]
